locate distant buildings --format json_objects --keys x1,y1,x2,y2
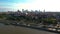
[{"x1": 1, "y1": 9, "x2": 60, "y2": 20}]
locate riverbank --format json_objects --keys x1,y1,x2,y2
[
  {"x1": 0, "y1": 24, "x2": 57, "y2": 34},
  {"x1": 0, "y1": 20, "x2": 60, "y2": 33}
]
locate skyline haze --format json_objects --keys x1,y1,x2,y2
[{"x1": 0, "y1": 0, "x2": 60, "y2": 12}]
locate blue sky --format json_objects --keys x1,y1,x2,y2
[
  {"x1": 0, "y1": 0, "x2": 60, "y2": 12},
  {"x1": 0, "y1": 0, "x2": 30, "y2": 11},
  {"x1": 0, "y1": 0, "x2": 28, "y2": 7},
  {"x1": 0, "y1": 0, "x2": 27, "y2": 3},
  {"x1": 0, "y1": 0, "x2": 30, "y2": 7}
]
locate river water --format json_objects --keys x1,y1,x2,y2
[
  {"x1": 0, "y1": 23, "x2": 58, "y2": 34},
  {"x1": 0, "y1": 23, "x2": 5, "y2": 26}
]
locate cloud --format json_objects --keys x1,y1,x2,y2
[{"x1": 12, "y1": 0, "x2": 60, "y2": 11}]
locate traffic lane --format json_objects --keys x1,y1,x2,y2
[{"x1": 0, "y1": 25, "x2": 58, "y2": 34}]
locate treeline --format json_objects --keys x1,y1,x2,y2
[{"x1": 0, "y1": 13, "x2": 58, "y2": 27}]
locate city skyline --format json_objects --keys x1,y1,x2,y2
[{"x1": 0, "y1": 0, "x2": 60, "y2": 12}]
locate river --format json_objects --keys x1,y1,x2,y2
[{"x1": 0, "y1": 23, "x2": 58, "y2": 34}]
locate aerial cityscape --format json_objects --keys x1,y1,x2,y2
[
  {"x1": 0, "y1": 9, "x2": 60, "y2": 34},
  {"x1": 0, "y1": 0, "x2": 60, "y2": 34}
]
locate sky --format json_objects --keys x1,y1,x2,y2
[{"x1": 0, "y1": 0, "x2": 60, "y2": 12}]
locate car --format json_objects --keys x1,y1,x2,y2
[
  {"x1": 48, "y1": 27, "x2": 52, "y2": 30},
  {"x1": 52, "y1": 28, "x2": 56, "y2": 31},
  {"x1": 48, "y1": 27, "x2": 56, "y2": 31},
  {"x1": 55, "y1": 28, "x2": 60, "y2": 32}
]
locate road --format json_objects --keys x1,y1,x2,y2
[{"x1": 0, "y1": 24, "x2": 58, "y2": 34}]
